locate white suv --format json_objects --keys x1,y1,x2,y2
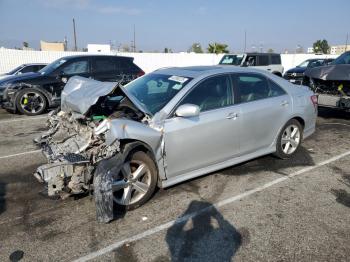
[{"x1": 219, "y1": 53, "x2": 284, "y2": 76}]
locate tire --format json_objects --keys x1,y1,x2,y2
[
  {"x1": 112, "y1": 151, "x2": 158, "y2": 210},
  {"x1": 15, "y1": 88, "x2": 47, "y2": 116},
  {"x1": 274, "y1": 119, "x2": 303, "y2": 159}
]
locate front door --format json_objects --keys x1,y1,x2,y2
[{"x1": 163, "y1": 74, "x2": 241, "y2": 178}]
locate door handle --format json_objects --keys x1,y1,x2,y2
[
  {"x1": 226, "y1": 112, "x2": 238, "y2": 119},
  {"x1": 267, "y1": 68, "x2": 271, "y2": 71},
  {"x1": 280, "y1": 101, "x2": 289, "y2": 106}
]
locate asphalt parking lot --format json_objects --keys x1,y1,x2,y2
[{"x1": 0, "y1": 108, "x2": 349, "y2": 262}]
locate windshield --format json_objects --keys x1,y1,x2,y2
[
  {"x1": 7, "y1": 65, "x2": 24, "y2": 75},
  {"x1": 332, "y1": 52, "x2": 350, "y2": 65},
  {"x1": 39, "y1": 58, "x2": 67, "y2": 75},
  {"x1": 123, "y1": 73, "x2": 193, "y2": 115},
  {"x1": 297, "y1": 60, "x2": 311, "y2": 68},
  {"x1": 219, "y1": 55, "x2": 244, "y2": 65}
]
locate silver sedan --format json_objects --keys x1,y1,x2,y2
[{"x1": 34, "y1": 66, "x2": 317, "y2": 222}]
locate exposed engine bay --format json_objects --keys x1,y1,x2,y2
[
  {"x1": 33, "y1": 76, "x2": 148, "y2": 198},
  {"x1": 304, "y1": 56, "x2": 350, "y2": 110}
]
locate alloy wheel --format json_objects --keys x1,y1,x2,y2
[
  {"x1": 281, "y1": 124, "x2": 301, "y2": 155},
  {"x1": 20, "y1": 92, "x2": 45, "y2": 114},
  {"x1": 112, "y1": 160, "x2": 152, "y2": 206}
]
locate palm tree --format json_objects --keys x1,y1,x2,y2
[{"x1": 207, "y1": 43, "x2": 229, "y2": 54}]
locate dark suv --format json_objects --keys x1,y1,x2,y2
[{"x1": 0, "y1": 55, "x2": 144, "y2": 115}]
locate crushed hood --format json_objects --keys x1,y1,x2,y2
[
  {"x1": 61, "y1": 76, "x2": 118, "y2": 115},
  {"x1": 305, "y1": 64, "x2": 350, "y2": 81}
]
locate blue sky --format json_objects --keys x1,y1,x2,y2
[{"x1": 0, "y1": 0, "x2": 349, "y2": 52}]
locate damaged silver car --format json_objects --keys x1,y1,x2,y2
[{"x1": 34, "y1": 66, "x2": 317, "y2": 223}]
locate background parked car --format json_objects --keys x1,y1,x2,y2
[
  {"x1": 283, "y1": 58, "x2": 334, "y2": 85},
  {"x1": 0, "y1": 55, "x2": 144, "y2": 115},
  {"x1": 0, "y1": 63, "x2": 47, "y2": 80},
  {"x1": 219, "y1": 53, "x2": 284, "y2": 76},
  {"x1": 303, "y1": 51, "x2": 350, "y2": 112}
]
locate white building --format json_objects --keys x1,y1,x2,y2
[
  {"x1": 307, "y1": 47, "x2": 314, "y2": 54},
  {"x1": 87, "y1": 44, "x2": 111, "y2": 53}
]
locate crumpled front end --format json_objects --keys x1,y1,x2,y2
[{"x1": 34, "y1": 110, "x2": 120, "y2": 198}]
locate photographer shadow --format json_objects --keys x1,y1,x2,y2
[{"x1": 165, "y1": 200, "x2": 242, "y2": 262}]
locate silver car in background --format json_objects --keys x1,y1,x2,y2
[{"x1": 34, "y1": 66, "x2": 317, "y2": 222}]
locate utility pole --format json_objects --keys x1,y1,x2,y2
[
  {"x1": 73, "y1": 18, "x2": 77, "y2": 51},
  {"x1": 133, "y1": 24, "x2": 136, "y2": 52},
  {"x1": 244, "y1": 30, "x2": 246, "y2": 52}
]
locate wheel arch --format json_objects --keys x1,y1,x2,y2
[
  {"x1": 13, "y1": 84, "x2": 52, "y2": 109},
  {"x1": 272, "y1": 71, "x2": 282, "y2": 77}
]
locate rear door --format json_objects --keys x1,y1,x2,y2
[
  {"x1": 91, "y1": 57, "x2": 119, "y2": 81},
  {"x1": 256, "y1": 54, "x2": 270, "y2": 71},
  {"x1": 233, "y1": 73, "x2": 292, "y2": 154}
]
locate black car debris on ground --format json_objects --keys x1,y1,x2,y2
[
  {"x1": 283, "y1": 58, "x2": 334, "y2": 85},
  {"x1": 0, "y1": 55, "x2": 144, "y2": 116},
  {"x1": 303, "y1": 51, "x2": 350, "y2": 112}
]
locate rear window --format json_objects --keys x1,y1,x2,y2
[
  {"x1": 92, "y1": 58, "x2": 115, "y2": 73},
  {"x1": 270, "y1": 55, "x2": 281, "y2": 65}
]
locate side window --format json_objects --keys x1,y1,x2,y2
[
  {"x1": 62, "y1": 60, "x2": 89, "y2": 75},
  {"x1": 268, "y1": 79, "x2": 286, "y2": 97},
  {"x1": 238, "y1": 74, "x2": 286, "y2": 103},
  {"x1": 238, "y1": 74, "x2": 269, "y2": 102},
  {"x1": 271, "y1": 55, "x2": 281, "y2": 65},
  {"x1": 92, "y1": 58, "x2": 115, "y2": 73},
  {"x1": 245, "y1": 55, "x2": 257, "y2": 66},
  {"x1": 19, "y1": 65, "x2": 36, "y2": 73},
  {"x1": 258, "y1": 55, "x2": 269, "y2": 66},
  {"x1": 179, "y1": 75, "x2": 233, "y2": 112}
]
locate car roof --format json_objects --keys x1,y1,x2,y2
[
  {"x1": 153, "y1": 65, "x2": 270, "y2": 78},
  {"x1": 22, "y1": 63, "x2": 48, "y2": 66},
  {"x1": 58, "y1": 54, "x2": 133, "y2": 60}
]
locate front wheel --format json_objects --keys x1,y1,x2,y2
[
  {"x1": 15, "y1": 88, "x2": 47, "y2": 116},
  {"x1": 111, "y1": 151, "x2": 158, "y2": 210},
  {"x1": 274, "y1": 119, "x2": 303, "y2": 159}
]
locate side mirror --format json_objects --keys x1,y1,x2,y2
[{"x1": 175, "y1": 104, "x2": 200, "y2": 118}]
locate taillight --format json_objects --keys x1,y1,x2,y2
[
  {"x1": 310, "y1": 95, "x2": 318, "y2": 109},
  {"x1": 137, "y1": 70, "x2": 145, "y2": 77}
]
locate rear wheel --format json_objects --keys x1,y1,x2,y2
[
  {"x1": 111, "y1": 151, "x2": 157, "y2": 210},
  {"x1": 15, "y1": 88, "x2": 47, "y2": 116},
  {"x1": 275, "y1": 119, "x2": 303, "y2": 159}
]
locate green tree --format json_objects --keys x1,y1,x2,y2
[
  {"x1": 207, "y1": 43, "x2": 229, "y2": 54},
  {"x1": 267, "y1": 48, "x2": 274, "y2": 53},
  {"x1": 22, "y1": 42, "x2": 29, "y2": 48},
  {"x1": 188, "y1": 43, "x2": 203, "y2": 53},
  {"x1": 313, "y1": 39, "x2": 330, "y2": 54}
]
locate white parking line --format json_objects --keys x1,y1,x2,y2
[
  {"x1": 0, "y1": 149, "x2": 41, "y2": 160},
  {"x1": 73, "y1": 149, "x2": 350, "y2": 262},
  {"x1": 0, "y1": 115, "x2": 47, "y2": 124}
]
